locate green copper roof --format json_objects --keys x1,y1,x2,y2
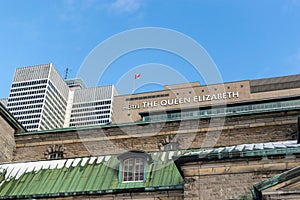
[
  {"x1": 252, "y1": 165, "x2": 300, "y2": 200},
  {"x1": 0, "y1": 151, "x2": 184, "y2": 199},
  {"x1": 176, "y1": 140, "x2": 300, "y2": 162},
  {"x1": 2, "y1": 140, "x2": 300, "y2": 199}
]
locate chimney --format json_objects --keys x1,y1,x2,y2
[{"x1": 297, "y1": 116, "x2": 300, "y2": 144}]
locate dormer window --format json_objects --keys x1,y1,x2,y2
[
  {"x1": 123, "y1": 158, "x2": 145, "y2": 182},
  {"x1": 117, "y1": 150, "x2": 152, "y2": 183}
]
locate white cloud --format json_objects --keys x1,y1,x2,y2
[
  {"x1": 58, "y1": 0, "x2": 100, "y2": 21},
  {"x1": 110, "y1": 0, "x2": 142, "y2": 14},
  {"x1": 58, "y1": 0, "x2": 143, "y2": 21}
]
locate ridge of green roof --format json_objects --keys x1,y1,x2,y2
[{"x1": 175, "y1": 140, "x2": 300, "y2": 162}]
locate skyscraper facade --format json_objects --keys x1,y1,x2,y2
[
  {"x1": 6, "y1": 64, "x2": 117, "y2": 131},
  {"x1": 67, "y1": 86, "x2": 116, "y2": 127},
  {"x1": 7, "y1": 64, "x2": 69, "y2": 131}
]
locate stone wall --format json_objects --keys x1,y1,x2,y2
[
  {"x1": 184, "y1": 172, "x2": 276, "y2": 200},
  {"x1": 181, "y1": 157, "x2": 300, "y2": 200},
  {"x1": 29, "y1": 190, "x2": 183, "y2": 200},
  {"x1": 14, "y1": 111, "x2": 298, "y2": 162},
  {"x1": 0, "y1": 115, "x2": 16, "y2": 162}
]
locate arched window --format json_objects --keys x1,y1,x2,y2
[
  {"x1": 45, "y1": 144, "x2": 65, "y2": 160},
  {"x1": 49, "y1": 151, "x2": 64, "y2": 159}
]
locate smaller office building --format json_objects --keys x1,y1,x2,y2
[{"x1": 67, "y1": 85, "x2": 117, "y2": 127}]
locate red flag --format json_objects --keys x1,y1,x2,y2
[{"x1": 134, "y1": 73, "x2": 141, "y2": 79}]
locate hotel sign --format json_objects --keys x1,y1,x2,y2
[{"x1": 123, "y1": 91, "x2": 239, "y2": 110}]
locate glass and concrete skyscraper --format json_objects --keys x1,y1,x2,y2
[
  {"x1": 67, "y1": 86, "x2": 116, "y2": 127},
  {"x1": 63, "y1": 79, "x2": 117, "y2": 128},
  {"x1": 7, "y1": 64, "x2": 69, "y2": 131},
  {"x1": 7, "y1": 64, "x2": 117, "y2": 131}
]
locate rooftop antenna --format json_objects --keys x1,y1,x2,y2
[{"x1": 64, "y1": 68, "x2": 70, "y2": 80}]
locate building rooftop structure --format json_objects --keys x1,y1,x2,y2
[
  {"x1": 3, "y1": 68, "x2": 300, "y2": 199},
  {"x1": 0, "y1": 150, "x2": 183, "y2": 199},
  {"x1": 65, "y1": 78, "x2": 87, "y2": 89},
  {"x1": 1, "y1": 140, "x2": 300, "y2": 199}
]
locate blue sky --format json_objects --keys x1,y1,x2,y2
[{"x1": 1, "y1": 0, "x2": 300, "y2": 97}]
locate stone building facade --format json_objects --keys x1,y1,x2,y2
[
  {"x1": 113, "y1": 74, "x2": 300, "y2": 124},
  {"x1": 175, "y1": 141, "x2": 300, "y2": 199},
  {"x1": 7, "y1": 109, "x2": 299, "y2": 199},
  {"x1": 253, "y1": 165, "x2": 300, "y2": 199},
  {"x1": 13, "y1": 110, "x2": 297, "y2": 162},
  {"x1": 0, "y1": 103, "x2": 25, "y2": 163},
  {"x1": 2, "y1": 74, "x2": 300, "y2": 199}
]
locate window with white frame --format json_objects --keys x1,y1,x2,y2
[
  {"x1": 123, "y1": 158, "x2": 145, "y2": 182},
  {"x1": 117, "y1": 150, "x2": 152, "y2": 183}
]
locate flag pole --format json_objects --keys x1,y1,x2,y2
[
  {"x1": 132, "y1": 75, "x2": 135, "y2": 93},
  {"x1": 132, "y1": 73, "x2": 140, "y2": 94}
]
